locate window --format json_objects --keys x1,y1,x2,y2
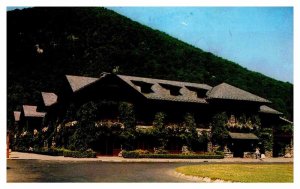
[
  {"x1": 131, "y1": 80, "x2": 154, "y2": 94},
  {"x1": 185, "y1": 86, "x2": 208, "y2": 98},
  {"x1": 159, "y1": 83, "x2": 182, "y2": 96}
]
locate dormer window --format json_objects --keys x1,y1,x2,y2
[
  {"x1": 159, "y1": 83, "x2": 182, "y2": 96},
  {"x1": 131, "y1": 80, "x2": 154, "y2": 94},
  {"x1": 186, "y1": 86, "x2": 208, "y2": 98}
]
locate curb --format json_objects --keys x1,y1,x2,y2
[
  {"x1": 173, "y1": 171, "x2": 234, "y2": 183},
  {"x1": 8, "y1": 152, "x2": 294, "y2": 163}
]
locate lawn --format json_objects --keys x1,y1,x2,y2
[{"x1": 176, "y1": 163, "x2": 293, "y2": 182}]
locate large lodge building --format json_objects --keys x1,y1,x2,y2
[{"x1": 12, "y1": 72, "x2": 293, "y2": 157}]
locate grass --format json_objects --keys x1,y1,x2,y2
[{"x1": 176, "y1": 163, "x2": 293, "y2": 182}]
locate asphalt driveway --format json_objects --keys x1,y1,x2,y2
[{"x1": 7, "y1": 160, "x2": 199, "y2": 182}]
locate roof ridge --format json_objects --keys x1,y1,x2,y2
[
  {"x1": 117, "y1": 74, "x2": 212, "y2": 89},
  {"x1": 207, "y1": 82, "x2": 270, "y2": 103},
  {"x1": 65, "y1": 75, "x2": 100, "y2": 92}
]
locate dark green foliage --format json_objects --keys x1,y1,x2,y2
[
  {"x1": 68, "y1": 102, "x2": 98, "y2": 151},
  {"x1": 140, "y1": 154, "x2": 224, "y2": 159},
  {"x1": 198, "y1": 131, "x2": 209, "y2": 145},
  {"x1": 182, "y1": 113, "x2": 199, "y2": 151},
  {"x1": 64, "y1": 103, "x2": 77, "y2": 122},
  {"x1": 153, "y1": 112, "x2": 166, "y2": 130},
  {"x1": 153, "y1": 147, "x2": 169, "y2": 154},
  {"x1": 277, "y1": 124, "x2": 293, "y2": 134},
  {"x1": 153, "y1": 112, "x2": 168, "y2": 148},
  {"x1": 14, "y1": 147, "x2": 96, "y2": 158},
  {"x1": 122, "y1": 150, "x2": 224, "y2": 159},
  {"x1": 122, "y1": 150, "x2": 140, "y2": 158},
  {"x1": 76, "y1": 101, "x2": 98, "y2": 122},
  {"x1": 118, "y1": 102, "x2": 136, "y2": 150},
  {"x1": 250, "y1": 115, "x2": 261, "y2": 129},
  {"x1": 32, "y1": 148, "x2": 64, "y2": 156},
  {"x1": 42, "y1": 122, "x2": 55, "y2": 148},
  {"x1": 118, "y1": 102, "x2": 136, "y2": 130},
  {"x1": 63, "y1": 149, "x2": 97, "y2": 158},
  {"x1": 211, "y1": 112, "x2": 229, "y2": 147},
  {"x1": 119, "y1": 130, "x2": 136, "y2": 151},
  {"x1": 257, "y1": 128, "x2": 273, "y2": 153},
  {"x1": 32, "y1": 131, "x2": 43, "y2": 149},
  {"x1": 14, "y1": 131, "x2": 33, "y2": 150},
  {"x1": 7, "y1": 7, "x2": 293, "y2": 132},
  {"x1": 238, "y1": 114, "x2": 247, "y2": 125}
]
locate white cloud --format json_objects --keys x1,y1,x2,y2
[{"x1": 181, "y1": 21, "x2": 188, "y2": 26}]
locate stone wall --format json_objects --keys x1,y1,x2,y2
[
  {"x1": 224, "y1": 152, "x2": 233, "y2": 158},
  {"x1": 243, "y1": 152, "x2": 256, "y2": 158},
  {"x1": 265, "y1": 151, "x2": 273, "y2": 158},
  {"x1": 284, "y1": 146, "x2": 293, "y2": 158}
]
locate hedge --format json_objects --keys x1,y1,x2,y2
[
  {"x1": 63, "y1": 150, "x2": 96, "y2": 158},
  {"x1": 15, "y1": 148, "x2": 63, "y2": 156},
  {"x1": 122, "y1": 151, "x2": 224, "y2": 159},
  {"x1": 122, "y1": 151, "x2": 140, "y2": 158},
  {"x1": 33, "y1": 149, "x2": 63, "y2": 156},
  {"x1": 15, "y1": 147, "x2": 96, "y2": 158}
]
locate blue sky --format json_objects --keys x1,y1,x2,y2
[{"x1": 109, "y1": 7, "x2": 293, "y2": 83}]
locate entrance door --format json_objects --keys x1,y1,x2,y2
[{"x1": 230, "y1": 140, "x2": 255, "y2": 157}]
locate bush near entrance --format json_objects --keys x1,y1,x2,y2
[{"x1": 63, "y1": 149, "x2": 96, "y2": 158}]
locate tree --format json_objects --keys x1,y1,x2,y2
[
  {"x1": 118, "y1": 102, "x2": 136, "y2": 150},
  {"x1": 153, "y1": 112, "x2": 168, "y2": 149},
  {"x1": 182, "y1": 113, "x2": 198, "y2": 151},
  {"x1": 211, "y1": 112, "x2": 229, "y2": 147},
  {"x1": 257, "y1": 128, "x2": 273, "y2": 154},
  {"x1": 68, "y1": 101, "x2": 98, "y2": 151},
  {"x1": 118, "y1": 102, "x2": 136, "y2": 130}
]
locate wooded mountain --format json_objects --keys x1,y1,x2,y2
[{"x1": 7, "y1": 7, "x2": 293, "y2": 127}]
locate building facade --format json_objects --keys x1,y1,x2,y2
[{"x1": 12, "y1": 72, "x2": 293, "y2": 157}]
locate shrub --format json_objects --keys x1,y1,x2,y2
[
  {"x1": 139, "y1": 154, "x2": 224, "y2": 159},
  {"x1": 68, "y1": 102, "x2": 98, "y2": 151},
  {"x1": 211, "y1": 112, "x2": 229, "y2": 147},
  {"x1": 32, "y1": 148, "x2": 61, "y2": 156},
  {"x1": 63, "y1": 149, "x2": 96, "y2": 158},
  {"x1": 119, "y1": 102, "x2": 136, "y2": 150},
  {"x1": 153, "y1": 112, "x2": 168, "y2": 149},
  {"x1": 119, "y1": 102, "x2": 136, "y2": 130},
  {"x1": 15, "y1": 147, "x2": 64, "y2": 156},
  {"x1": 133, "y1": 149, "x2": 150, "y2": 154},
  {"x1": 182, "y1": 113, "x2": 199, "y2": 151},
  {"x1": 257, "y1": 128, "x2": 273, "y2": 153},
  {"x1": 153, "y1": 147, "x2": 168, "y2": 154},
  {"x1": 122, "y1": 150, "x2": 140, "y2": 158},
  {"x1": 215, "y1": 150, "x2": 224, "y2": 156},
  {"x1": 122, "y1": 151, "x2": 224, "y2": 159}
]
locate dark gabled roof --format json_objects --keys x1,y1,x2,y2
[
  {"x1": 41, "y1": 92, "x2": 58, "y2": 107},
  {"x1": 63, "y1": 73, "x2": 273, "y2": 105},
  {"x1": 14, "y1": 111, "x2": 21, "y2": 121},
  {"x1": 259, "y1": 105, "x2": 283, "y2": 115},
  {"x1": 117, "y1": 74, "x2": 212, "y2": 104},
  {"x1": 207, "y1": 83, "x2": 270, "y2": 103},
  {"x1": 229, "y1": 132, "x2": 259, "y2": 140},
  {"x1": 65, "y1": 75, "x2": 99, "y2": 92},
  {"x1": 22, "y1": 105, "x2": 46, "y2": 118}
]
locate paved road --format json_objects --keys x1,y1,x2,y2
[
  {"x1": 7, "y1": 152, "x2": 293, "y2": 182},
  {"x1": 7, "y1": 160, "x2": 200, "y2": 182}
]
